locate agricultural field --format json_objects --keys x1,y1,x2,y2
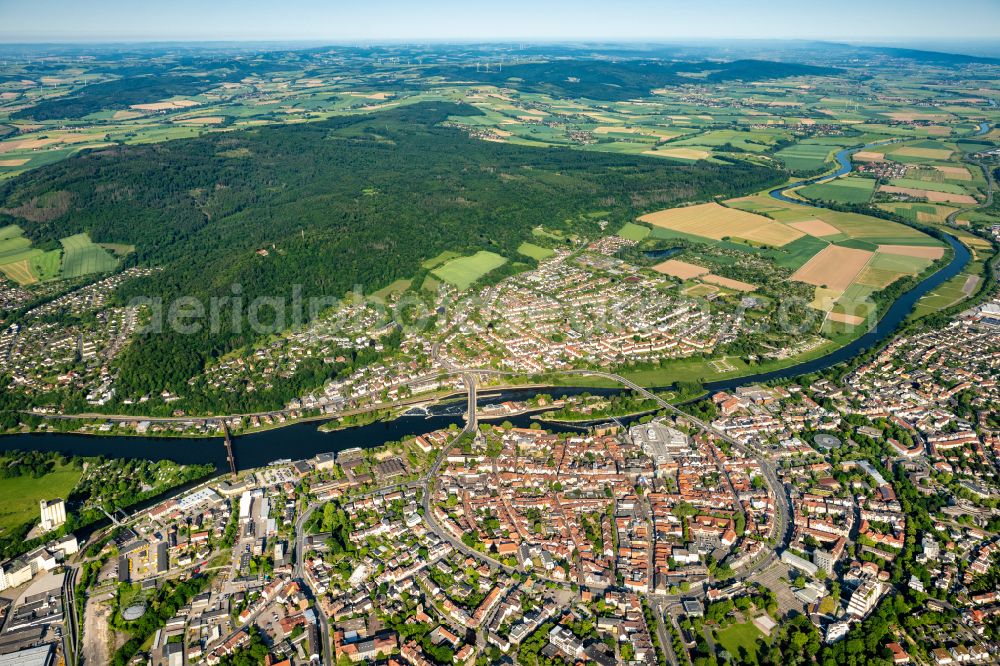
[
  {"x1": 877, "y1": 202, "x2": 959, "y2": 224},
  {"x1": 430, "y1": 250, "x2": 508, "y2": 290},
  {"x1": 0, "y1": 462, "x2": 82, "y2": 536},
  {"x1": 790, "y1": 245, "x2": 874, "y2": 291},
  {"x1": 632, "y1": 191, "x2": 947, "y2": 320},
  {"x1": 638, "y1": 202, "x2": 805, "y2": 247},
  {"x1": 0, "y1": 224, "x2": 59, "y2": 284},
  {"x1": 59, "y1": 233, "x2": 119, "y2": 278},
  {"x1": 878, "y1": 184, "x2": 977, "y2": 204},
  {"x1": 0, "y1": 225, "x2": 125, "y2": 284},
  {"x1": 774, "y1": 142, "x2": 840, "y2": 171},
  {"x1": 517, "y1": 242, "x2": 555, "y2": 261},
  {"x1": 797, "y1": 176, "x2": 875, "y2": 204},
  {"x1": 652, "y1": 259, "x2": 710, "y2": 279},
  {"x1": 617, "y1": 222, "x2": 651, "y2": 241}
]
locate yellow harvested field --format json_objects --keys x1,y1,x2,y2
[
  {"x1": 594, "y1": 126, "x2": 681, "y2": 140},
  {"x1": 884, "y1": 112, "x2": 950, "y2": 122},
  {"x1": 0, "y1": 136, "x2": 54, "y2": 153},
  {"x1": 0, "y1": 132, "x2": 99, "y2": 154},
  {"x1": 791, "y1": 245, "x2": 874, "y2": 291},
  {"x1": 594, "y1": 126, "x2": 640, "y2": 134},
  {"x1": 934, "y1": 165, "x2": 971, "y2": 180},
  {"x1": 877, "y1": 244, "x2": 945, "y2": 259},
  {"x1": 0, "y1": 158, "x2": 29, "y2": 167},
  {"x1": 652, "y1": 259, "x2": 709, "y2": 279},
  {"x1": 788, "y1": 218, "x2": 842, "y2": 237},
  {"x1": 176, "y1": 116, "x2": 224, "y2": 125},
  {"x1": 925, "y1": 125, "x2": 951, "y2": 136},
  {"x1": 879, "y1": 185, "x2": 976, "y2": 204},
  {"x1": 130, "y1": 99, "x2": 199, "y2": 111},
  {"x1": 582, "y1": 113, "x2": 617, "y2": 123},
  {"x1": 892, "y1": 146, "x2": 952, "y2": 160},
  {"x1": 703, "y1": 274, "x2": 757, "y2": 292},
  {"x1": 828, "y1": 312, "x2": 864, "y2": 325},
  {"x1": 638, "y1": 202, "x2": 804, "y2": 247},
  {"x1": 853, "y1": 151, "x2": 885, "y2": 162},
  {"x1": 855, "y1": 266, "x2": 905, "y2": 288},
  {"x1": 358, "y1": 102, "x2": 399, "y2": 111},
  {"x1": 112, "y1": 110, "x2": 143, "y2": 120},
  {"x1": 644, "y1": 147, "x2": 710, "y2": 160},
  {"x1": 0, "y1": 259, "x2": 36, "y2": 285},
  {"x1": 810, "y1": 287, "x2": 844, "y2": 311}
]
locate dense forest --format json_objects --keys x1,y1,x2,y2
[
  {"x1": 1, "y1": 102, "x2": 782, "y2": 394},
  {"x1": 425, "y1": 59, "x2": 840, "y2": 100}
]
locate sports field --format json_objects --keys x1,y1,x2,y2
[
  {"x1": 714, "y1": 622, "x2": 765, "y2": 664},
  {"x1": 60, "y1": 233, "x2": 119, "y2": 278},
  {"x1": 431, "y1": 250, "x2": 507, "y2": 290},
  {"x1": 638, "y1": 202, "x2": 804, "y2": 247}
]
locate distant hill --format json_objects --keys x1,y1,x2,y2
[
  {"x1": 815, "y1": 41, "x2": 1000, "y2": 66},
  {"x1": 424, "y1": 58, "x2": 841, "y2": 100},
  {"x1": 11, "y1": 58, "x2": 288, "y2": 121},
  {"x1": 863, "y1": 46, "x2": 1000, "y2": 66}
]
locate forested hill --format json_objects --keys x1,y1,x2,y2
[
  {"x1": 424, "y1": 59, "x2": 840, "y2": 100},
  {"x1": 0, "y1": 102, "x2": 782, "y2": 392}
]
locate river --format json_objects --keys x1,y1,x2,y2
[{"x1": 0, "y1": 144, "x2": 973, "y2": 469}]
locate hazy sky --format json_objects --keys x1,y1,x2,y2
[{"x1": 1, "y1": 0, "x2": 999, "y2": 43}]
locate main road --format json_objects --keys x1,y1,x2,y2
[
  {"x1": 293, "y1": 502, "x2": 333, "y2": 666},
  {"x1": 62, "y1": 564, "x2": 80, "y2": 666}
]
